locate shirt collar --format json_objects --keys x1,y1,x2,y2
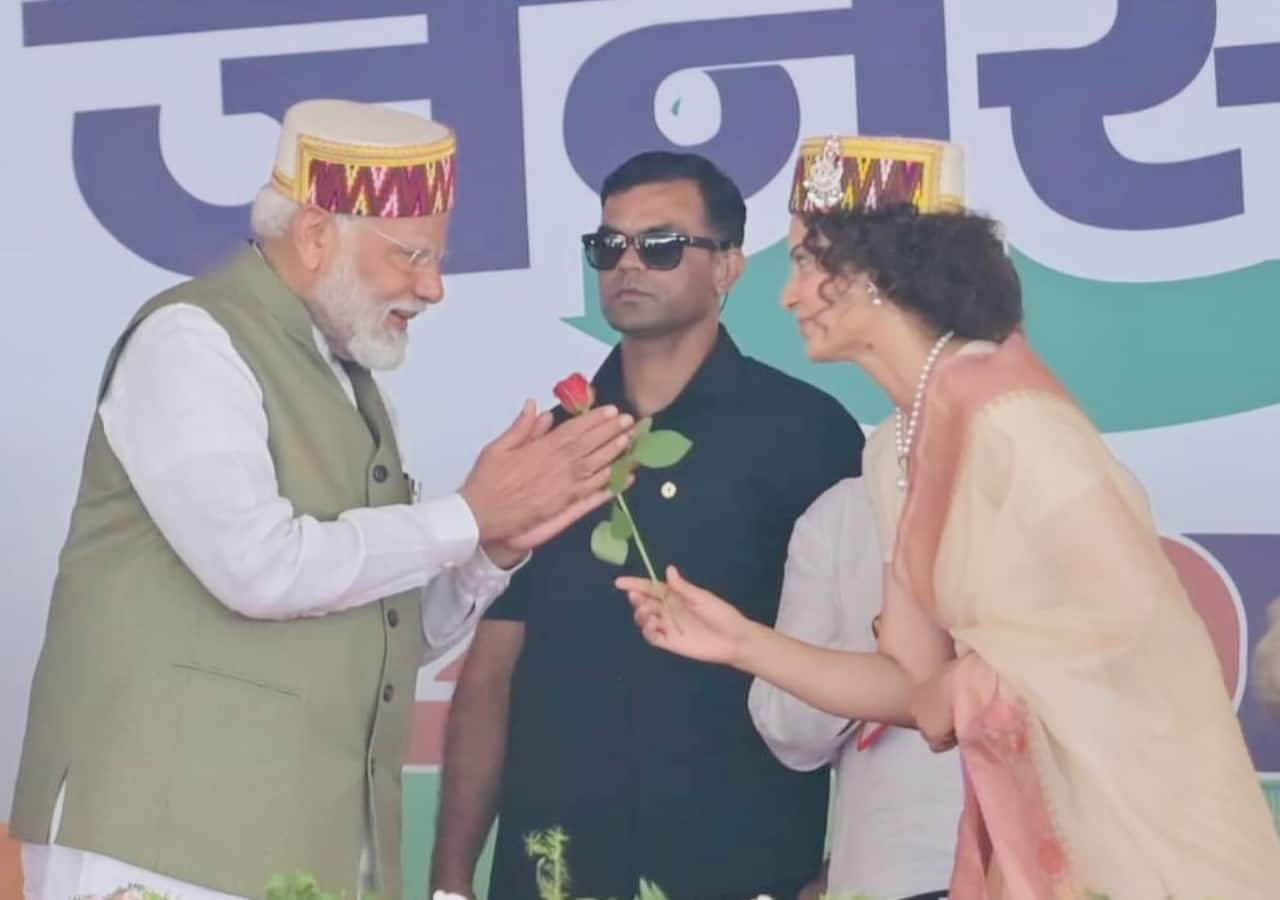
[{"x1": 590, "y1": 324, "x2": 746, "y2": 415}]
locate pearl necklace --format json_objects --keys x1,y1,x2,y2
[{"x1": 894, "y1": 330, "x2": 954, "y2": 489}]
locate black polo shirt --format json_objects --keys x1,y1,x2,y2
[{"x1": 485, "y1": 327, "x2": 865, "y2": 900}]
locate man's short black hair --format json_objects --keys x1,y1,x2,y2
[{"x1": 600, "y1": 151, "x2": 746, "y2": 247}]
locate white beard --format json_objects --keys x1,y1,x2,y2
[{"x1": 310, "y1": 246, "x2": 425, "y2": 371}]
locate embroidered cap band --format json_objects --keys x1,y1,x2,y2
[
  {"x1": 788, "y1": 135, "x2": 963, "y2": 215},
  {"x1": 269, "y1": 99, "x2": 457, "y2": 218}
]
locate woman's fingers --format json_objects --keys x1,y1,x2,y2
[
  {"x1": 666, "y1": 565, "x2": 713, "y2": 606},
  {"x1": 616, "y1": 576, "x2": 660, "y2": 597},
  {"x1": 633, "y1": 602, "x2": 661, "y2": 629}
]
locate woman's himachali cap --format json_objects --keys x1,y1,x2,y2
[
  {"x1": 788, "y1": 135, "x2": 964, "y2": 215},
  {"x1": 270, "y1": 98, "x2": 457, "y2": 218}
]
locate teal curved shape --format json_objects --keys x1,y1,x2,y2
[{"x1": 564, "y1": 238, "x2": 1280, "y2": 432}]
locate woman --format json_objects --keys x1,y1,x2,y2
[{"x1": 618, "y1": 135, "x2": 1280, "y2": 898}]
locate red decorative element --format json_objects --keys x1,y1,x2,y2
[
  {"x1": 407, "y1": 652, "x2": 468, "y2": 767},
  {"x1": 553, "y1": 373, "x2": 595, "y2": 415},
  {"x1": 1037, "y1": 836, "x2": 1066, "y2": 876},
  {"x1": 1160, "y1": 536, "x2": 1242, "y2": 696},
  {"x1": 306, "y1": 156, "x2": 457, "y2": 218},
  {"x1": 789, "y1": 155, "x2": 927, "y2": 214},
  {"x1": 408, "y1": 701, "x2": 450, "y2": 768},
  {"x1": 1011, "y1": 730, "x2": 1029, "y2": 756},
  {"x1": 855, "y1": 721, "x2": 890, "y2": 751}
]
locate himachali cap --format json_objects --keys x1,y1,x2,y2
[
  {"x1": 270, "y1": 98, "x2": 457, "y2": 218},
  {"x1": 788, "y1": 135, "x2": 964, "y2": 215}
]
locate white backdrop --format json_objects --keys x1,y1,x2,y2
[{"x1": 3, "y1": 1, "x2": 1279, "y2": 894}]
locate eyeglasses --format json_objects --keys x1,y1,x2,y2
[
  {"x1": 581, "y1": 229, "x2": 735, "y2": 271},
  {"x1": 371, "y1": 227, "x2": 444, "y2": 270}
]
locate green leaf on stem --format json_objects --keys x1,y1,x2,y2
[
  {"x1": 608, "y1": 457, "x2": 633, "y2": 494},
  {"x1": 609, "y1": 501, "x2": 633, "y2": 540},
  {"x1": 591, "y1": 520, "x2": 629, "y2": 565},
  {"x1": 631, "y1": 430, "x2": 692, "y2": 468}
]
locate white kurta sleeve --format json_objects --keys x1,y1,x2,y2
[
  {"x1": 748, "y1": 478, "x2": 884, "y2": 770},
  {"x1": 99, "y1": 304, "x2": 512, "y2": 625}
]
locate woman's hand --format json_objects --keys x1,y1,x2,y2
[
  {"x1": 617, "y1": 565, "x2": 752, "y2": 666},
  {"x1": 911, "y1": 660, "x2": 958, "y2": 753}
]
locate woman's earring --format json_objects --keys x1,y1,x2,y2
[{"x1": 868, "y1": 281, "x2": 883, "y2": 306}]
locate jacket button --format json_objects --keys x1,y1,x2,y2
[
  {"x1": 387, "y1": 608, "x2": 399, "y2": 628},
  {"x1": 383, "y1": 684, "x2": 394, "y2": 703},
  {"x1": 372, "y1": 464, "x2": 389, "y2": 483}
]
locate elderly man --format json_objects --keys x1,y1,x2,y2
[{"x1": 9, "y1": 99, "x2": 632, "y2": 900}]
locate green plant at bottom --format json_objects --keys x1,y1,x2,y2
[
  {"x1": 522, "y1": 828, "x2": 892, "y2": 900},
  {"x1": 265, "y1": 871, "x2": 384, "y2": 900}
]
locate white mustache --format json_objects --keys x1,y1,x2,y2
[{"x1": 388, "y1": 299, "x2": 428, "y2": 318}]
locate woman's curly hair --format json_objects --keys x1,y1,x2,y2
[{"x1": 800, "y1": 203, "x2": 1023, "y2": 342}]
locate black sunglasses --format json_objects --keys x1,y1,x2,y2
[{"x1": 581, "y1": 229, "x2": 736, "y2": 271}]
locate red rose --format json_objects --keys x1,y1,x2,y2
[{"x1": 553, "y1": 372, "x2": 595, "y2": 415}]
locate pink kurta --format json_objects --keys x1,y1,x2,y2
[{"x1": 864, "y1": 334, "x2": 1280, "y2": 899}]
